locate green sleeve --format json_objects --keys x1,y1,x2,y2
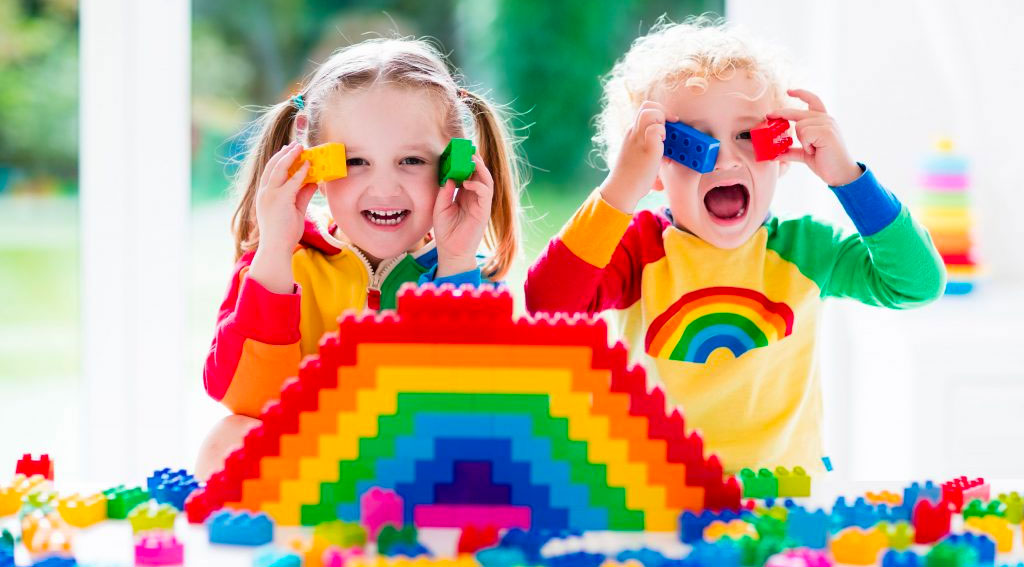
[{"x1": 767, "y1": 209, "x2": 946, "y2": 308}]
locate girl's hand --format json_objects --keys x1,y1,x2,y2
[
  {"x1": 769, "y1": 89, "x2": 863, "y2": 187},
  {"x1": 600, "y1": 101, "x2": 675, "y2": 213},
  {"x1": 249, "y1": 141, "x2": 318, "y2": 294},
  {"x1": 433, "y1": 154, "x2": 493, "y2": 278}
]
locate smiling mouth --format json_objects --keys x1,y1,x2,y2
[
  {"x1": 704, "y1": 184, "x2": 750, "y2": 220},
  {"x1": 362, "y1": 209, "x2": 410, "y2": 226}
]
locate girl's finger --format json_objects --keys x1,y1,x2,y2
[
  {"x1": 788, "y1": 88, "x2": 827, "y2": 113},
  {"x1": 295, "y1": 183, "x2": 318, "y2": 213},
  {"x1": 271, "y1": 143, "x2": 304, "y2": 186},
  {"x1": 466, "y1": 154, "x2": 494, "y2": 189},
  {"x1": 644, "y1": 122, "x2": 666, "y2": 151},
  {"x1": 259, "y1": 142, "x2": 293, "y2": 188},
  {"x1": 436, "y1": 179, "x2": 458, "y2": 210},
  {"x1": 282, "y1": 160, "x2": 310, "y2": 193}
]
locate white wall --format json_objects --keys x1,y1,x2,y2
[{"x1": 728, "y1": 0, "x2": 1024, "y2": 480}]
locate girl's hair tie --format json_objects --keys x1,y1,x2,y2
[{"x1": 290, "y1": 93, "x2": 305, "y2": 110}]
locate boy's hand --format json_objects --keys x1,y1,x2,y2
[
  {"x1": 433, "y1": 154, "x2": 493, "y2": 278},
  {"x1": 768, "y1": 89, "x2": 863, "y2": 187},
  {"x1": 600, "y1": 101, "x2": 676, "y2": 213}
]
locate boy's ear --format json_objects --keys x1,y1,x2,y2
[
  {"x1": 778, "y1": 159, "x2": 790, "y2": 177},
  {"x1": 652, "y1": 157, "x2": 670, "y2": 192}
]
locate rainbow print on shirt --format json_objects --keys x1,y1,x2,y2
[{"x1": 644, "y1": 286, "x2": 794, "y2": 363}]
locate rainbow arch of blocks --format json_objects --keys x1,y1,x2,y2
[{"x1": 186, "y1": 285, "x2": 741, "y2": 532}]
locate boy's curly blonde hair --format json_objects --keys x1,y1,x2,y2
[{"x1": 593, "y1": 14, "x2": 792, "y2": 168}]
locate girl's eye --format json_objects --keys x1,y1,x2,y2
[
  {"x1": 347, "y1": 157, "x2": 368, "y2": 166},
  {"x1": 400, "y1": 156, "x2": 427, "y2": 165}
]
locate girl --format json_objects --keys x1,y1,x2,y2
[{"x1": 196, "y1": 38, "x2": 523, "y2": 479}]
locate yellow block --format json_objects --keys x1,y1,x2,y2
[
  {"x1": 966, "y1": 515, "x2": 1012, "y2": 552},
  {"x1": 288, "y1": 143, "x2": 347, "y2": 184}
]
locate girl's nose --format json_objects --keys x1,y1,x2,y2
[{"x1": 366, "y1": 168, "x2": 402, "y2": 197}]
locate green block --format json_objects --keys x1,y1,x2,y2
[
  {"x1": 740, "y1": 468, "x2": 778, "y2": 499},
  {"x1": 998, "y1": 492, "x2": 1023, "y2": 524},
  {"x1": 376, "y1": 524, "x2": 417, "y2": 554},
  {"x1": 925, "y1": 541, "x2": 977, "y2": 567},
  {"x1": 737, "y1": 534, "x2": 790, "y2": 566},
  {"x1": 438, "y1": 138, "x2": 476, "y2": 185},
  {"x1": 314, "y1": 520, "x2": 367, "y2": 548},
  {"x1": 128, "y1": 502, "x2": 176, "y2": 533},
  {"x1": 104, "y1": 486, "x2": 149, "y2": 519},
  {"x1": 775, "y1": 466, "x2": 811, "y2": 498},
  {"x1": 962, "y1": 498, "x2": 1005, "y2": 519},
  {"x1": 0, "y1": 529, "x2": 13, "y2": 552},
  {"x1": 878, "y1": 521, "x2": 914, "y2": 551}
]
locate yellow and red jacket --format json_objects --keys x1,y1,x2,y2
[
  {"x1": 204, "y1": 216, "x2": 481, "y2": 417},
  {"x1": 526, "y1": 165, "x2": 946, "y2": 472}
]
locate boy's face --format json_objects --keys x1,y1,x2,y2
[{"x1": 654, "y1": 74, "x2": 785, "y2": 249}]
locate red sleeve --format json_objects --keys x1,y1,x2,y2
[
  {"x1": 525, "y1": 192, "x2": 668, "y2": 316},
  {"x1": 203, "y1": 251, "x2": 303, "y2": 417}
]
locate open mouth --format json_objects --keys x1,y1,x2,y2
[
  {"x1": 703, "y1": 184, "x2": 750, "y2": 222},
  {"x1": 361, "y1": 209, "x2": 410, "y2": 226}
]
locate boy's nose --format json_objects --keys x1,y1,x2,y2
[{"x1": 713, "y1": 141, "x2": 743, "y2": 171}]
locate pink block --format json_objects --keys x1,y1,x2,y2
[
  {"x1": 360, "y1": 487, "x2": 404, "y2": 540},
  {"x1": 413, "y1": 505, "x2": 531, "y2": 529},
  {"x1": 135, "y1": 532, "x2": 184, "y2": 566},
  {"x1": 323, "y1": 545, "x2": 364, "y2": 567},
  {"x1": 765, "y1": 547, "x2": 833, "y2": 567},
  {"x1": 920, "y1": 173, "x2": 968, "y2": 190}
]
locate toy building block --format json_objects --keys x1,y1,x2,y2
[
  {"x1": 735, "y1": 534, "x2": 789, "y2": 567},
  {"x1": 21, "y1": 510, "x2": 72, "y2": 555},
  {"x1": 832, "y1": 496, "x2": 882, "y2": 530},
  {"x1": 941, "y1": 532, "x2": 995, "y2": 564},
  {"x1": 941, "y1": 476, "x2": 988, "y2": 512},
  {"x1": 376, "y1": 524, "x2": 418, "y2": 555},
  {"x1": 965, "y1": 515, "x2": 1012, "y2": 553},
  {"x1": 128, "y1": 502, "x2": 177, "y2": 533},
  {"x1": 881, "y1": 549, "x2": 921, "y2": 567},
  {"x1": 903, "y1": 481, "x2": 941, "y2": 508},
  {"x1": 663, "y1": 121, "x2": 720, "y2": 174},
  {"x1": 923, "y1": 542, "x2": 977, "y2": 567},
  {"x1": 912, "y1": 498, "x2": 951, "y2": 544},
  {"x1": 382, "y1": 542, "x2": 431, "y2": 558},
  {"x1": 360, "y1": 487, "x2": 403, "y2": 540},
  {"x1": 438, "y1": 138, "x2": 476, "y2": 185},
  {"x1": 821, "y1": 457, "x2": 832, "y2": 472},
  {"x1": 457, "y1": 525, "x2": 499, "y2": 554},
  {"x1": 739, "y1": 468, "x2": 778, "y2": 499},
  {"x1": 288, "y1": 143, "x2": 348, "y2": 185},
  {"x1": 962, "y1": 498, "x2": 1005, "y2": 519},
  {"x1": 477, "y1": 546, "x2": 527, "y2": 567},
  {"x1": 703, "y1": 519, "x2": 755, "y2": 542},
  {"x1": 877, "y1": 521, "x2": 914, "y2": 551},
  {"x1": 0, "y1": 474, "x2": 51, "y2": 516},
  {"x1": 28, "y1": 557, "x2": 76, "y2": 567},
  {"x1": 16, "y1": 454, "x2": 53, "y2": 481},
  {"x1": 998, "y1": 491, "x2": 1023, "y2": 524},
  {"x1": 21, "y1": 489, "x2": 58, "y2": 518},
  {"x1": 774, "y1": 466, "x2": 810, "y2": 498},
  {"x1": 103, "y1": 486, "x2": 149, "y2": 519},
  {"x1": 764, "y1": 548, "x2": 832, "y2": 567},
  {"x1": 865, "y1": 490, "x2": 902, "y2": 506},
  {"x1": 831, "y1": 526, "x2": 887, "y2": 565},
  {"x1": 679, "y1": 539, "x2": 740, "y2": 567},
  {"x1": 749, "y1": 118, "x2": 793, "y2": 161},
  {"x1": 785, "y1": 507, "x2": 828, "y2": 549},
  {"x1": 135, "y1": 531, "x2": 184, "y2": 566},
  {"x1": 254, "y1": 547, "x2": 301, "y2": 567},
  {"x1": 313, "y1": 520, "x2": 367, "y2": 549},
  {"x1": 56, "y1": 492, "x2": 106, "y2": 528},
  {"x1": 147, "y1": 468, "x2": 199, "y2": 511},
  {"x1": 678, "y1": 509, "x2": 746, "y2": 543},
  {"x1": 322, "y1": 545, "x2": 364, "y2": 567},
  {"x1": 208, "y1": 511, "x2": 274, "y2": 546}
]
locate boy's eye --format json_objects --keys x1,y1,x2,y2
[
  {"x1": 736, "y1": 131, "x2": 752, "y2": 141},
  {"x1": 347, "y1": 157, "x2": 368, "y2": 166},
  {"x1": 400, "y1": 156, "x2": 427, "y2": 165}
]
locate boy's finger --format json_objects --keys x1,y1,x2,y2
[
  {"x1": 767, "y1": 108, "x2": 818, "y2": 122},
  {"x1": 788, "y1": 88, "x2": 827, "y2": 113},
  {"x1": 776, "y1": 146, "x2": 808, "y2": 164}
]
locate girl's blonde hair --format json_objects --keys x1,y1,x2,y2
[
  {"x1": 231, "y1": 38, "x2": 523, "y2": 280},
  {"x1": 594, "y1": 14, "x2": 791, "y2": 168}
]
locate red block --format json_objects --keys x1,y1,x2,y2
[
  {"x1": 750, "y1": 118, "x2": 793, "y2": 161},
  {"x1": 941, "y1": 476, "x2": 988, "y2": 512},
  {"x1": 16, "y1": 454, "x2": 53, "y2": 480},
  {"x1": 913, "y1": 498, "x2": 952, "y2": 544},
  {"x1": 457, "y1": 524, "x2": 499, "y2": 554}
]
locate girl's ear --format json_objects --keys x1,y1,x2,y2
[{"x1": 295, "y1": 114, "x2": 309, "y2": 141}]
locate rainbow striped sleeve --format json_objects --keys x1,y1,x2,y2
[
  {"x1": 766, "y1": 168, "x2": 946, "y2": 308},
  {"x1": 204, "y1": 255, "x2": 304, "y2": 417},
  {"x1": 525, "y1": 191, "x2": 668, "y2": 315}
]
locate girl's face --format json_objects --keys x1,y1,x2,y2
[
  {"x1": 654, "y1": 74, "x2": 786, "y2": 249},
  {"x1": 315, "y1": 85, "x2": 450, "y2": 264}
]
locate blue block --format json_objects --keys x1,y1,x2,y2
[
  {"x1": 148, "y1": 468, "x2": 199, "y2": 510},
  {"x1": 384, "y1": 542, "x2": 431, "y2": 558},
  {"x1": 0, "y1": 549, "x2": 11, "y2": 567},
  {"x1": 546, "y1": 552, "x2": 606, "y2": 567},
  {"x1": 31, "y1": 557, "x2": 76, "y2": 567},
  {"x1": 680, "y1": 540, "x2": 740, "y2": 567},
  {"x1": 499, "y1": 528, "x2": 558, "y2": 564},
  {"x1": 903, "y1": 481, "x2": 941, "y2": 508},
  {"x1": 254, "y1": 548, "x2": 302, "y2": 567},
  {"x1": 678, "y1": 509, "x2": 745, "y2": 544},
  {"x1": 832, "y1": 496, "x2": 881, "y2": 530},
  {"x1": 478, "y1": 547, "x2": 528, "y2": 567},
  {"x1": 943, "y1": 532, "x2": 995, "y2": 564},
  {"x1": 663, "y1": 122, "x2": 720, "y2": 174},
  {"x1": 617, "y1": 548, "x2": 672, "y2": 567},
  {"x1": 208, "y1": 510, "x2": 274, "y2": 546},
  {"x1": 787, "y1": 507, "x2": 829, "y2": 548},
  {"x1": 882, "y1": 549, "x2": 921, "y2": 567}
]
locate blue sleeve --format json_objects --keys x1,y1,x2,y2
[
  {"x1": 829, "y1": 163, "x2": 903, "y2": 237},
  {"x1": 418, "y1": 266, "x2": 483, "y2": 287}
]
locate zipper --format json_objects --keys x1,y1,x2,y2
[{"x1": 347, "y1": 245, "x2": 406, "y2": 311}]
